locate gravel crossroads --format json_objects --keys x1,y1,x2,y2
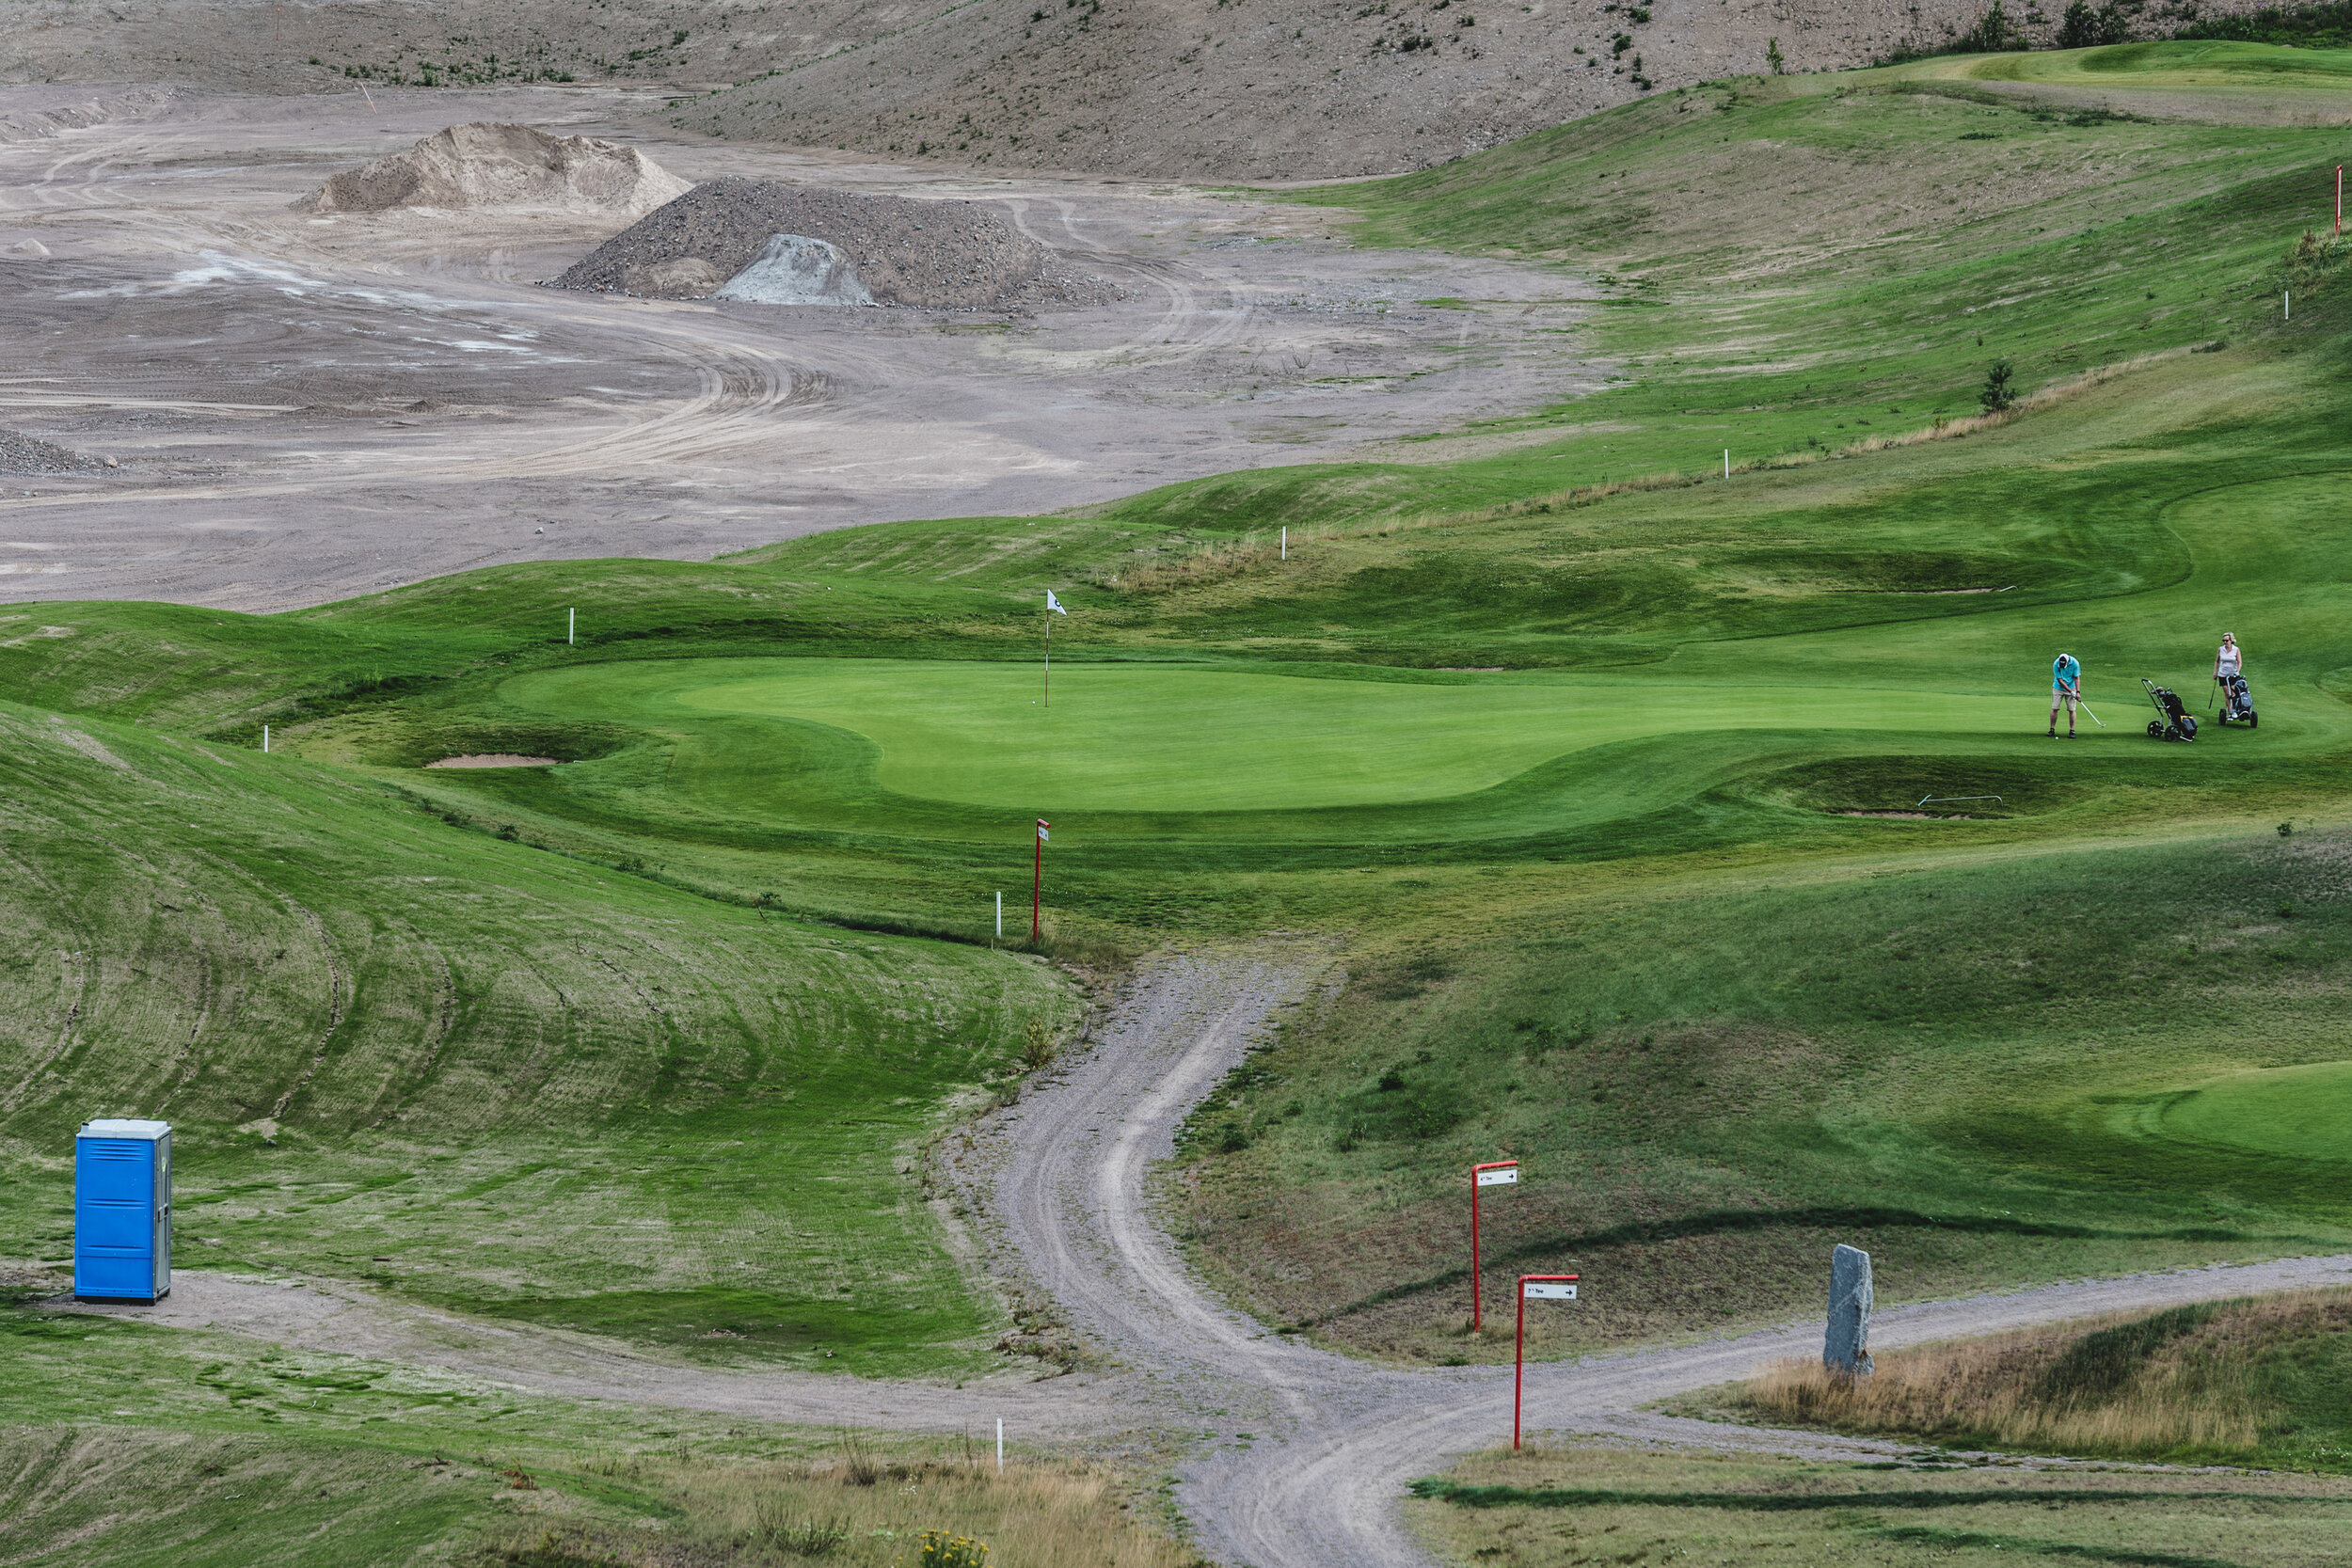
[
  {"x1": 61, "y1": 947, "x2": 2352, "y2": 1564},
  {"x1": 989, "y1": 951, "x2": 2352, "y2": 1567}
]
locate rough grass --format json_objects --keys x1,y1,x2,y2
[
  {"x1": 1733, "y1": 1288, "x2": 2352, "y2": 1469},
  {"x1": 1173, "y1": 830, "x2": 2352, "y2": 1362},
  {"x1": 485, "y1": 1446, "x2": 1199, "y2": 1568},
  {"x1": 1404, "y1": 1444, "x2": 2352, "y2": 1568},
  {"x1": 0, "y1": 699, "x2": 1074, "y2": 1374},
  {"x1": 0, "y1": 1313, "x2": 1194, "y2": 1567}
]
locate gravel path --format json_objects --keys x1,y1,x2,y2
[
  {"x1": 55, "y1": 947, "x2": 2352, "y2": 1565},
  {"x1": 981, "y1": 950, "x2": 2352, "y2": 1568}
]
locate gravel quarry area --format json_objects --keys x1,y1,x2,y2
[
  {"x1": 0, "y1": 82, "x2": 1607, "y2": 610},
  {"x1": 555, "y1": 177, "x2": 1115, "y2": 309}
]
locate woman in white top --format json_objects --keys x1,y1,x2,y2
[{"x1": 2215, "y1": 633, "x2": 2243, "y2": 680}]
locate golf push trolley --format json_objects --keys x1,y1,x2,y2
[
  {"x1": 2142, "y1": 679, "x2": 2199, "y2": 742},
  {"x1": 2215, "y1": 671, "x2": 2259, "y2": 728}
]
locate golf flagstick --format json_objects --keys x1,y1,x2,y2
[{"x1": 1043, "y1": 589, "x2": 1068, "y2": 706}]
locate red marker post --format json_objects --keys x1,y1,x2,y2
[
  {"x1": 1032, "y1": 818, "x2": 1049, "y2": 942},
  {"x1": 1470, "y1": 1160, "x2": 1519, "y2": 1330},
  {"x1": 1515, "y1": 1274, "x2": 1580, "y2": 1449}
]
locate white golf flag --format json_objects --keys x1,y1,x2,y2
[{"x1": 1046, "y1": 590, "x2": 1068, "y2": 614}]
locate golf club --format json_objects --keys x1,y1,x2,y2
[{"x1": 2077, "y1": 698, "x2": 2106, "y2": 729}]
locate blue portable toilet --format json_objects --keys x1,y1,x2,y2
[{"x1": 74, "y1": 1118, "x2": 171, "y2": 1303}]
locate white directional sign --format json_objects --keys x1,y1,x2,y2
[
  {"x1": 1523, "y1": 1281, "x2": 1577, "y2": 1300},
  {"x1": 1476, "y1": 1166, "x2": 1519, "y2": 1187}
]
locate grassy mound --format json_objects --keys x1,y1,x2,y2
[
  {"x1": 1731, "y1": 1288, "x2": 2352, "y2": 1470},
  {"x1": 0, "y1": 699, "x2": 1071, "y2": 1375}
]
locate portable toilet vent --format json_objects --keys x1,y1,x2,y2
[{"x1": 74, "y1": 1118, "x2": 171, "y2": 1303}]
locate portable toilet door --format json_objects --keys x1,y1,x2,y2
[{"x1": 74, "y1": 1119, "x2": 171, "y2": 1302}]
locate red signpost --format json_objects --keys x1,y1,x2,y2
[
  {"x1": 1515, "y1": 1274, "x2": 1580, "y2": 1449},
  {"x1": 1470, "y1": 1160, "x2": 1520, "y2": 1331},
  {"x1": 1032, "y1": 819, "x2": 1049, "y2": 942}
]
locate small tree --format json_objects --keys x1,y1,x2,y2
[
  {"x1": 1980, "y1": 360, "x2": 2018, "y2": 414},
  {"x1": 2058, "y1": 0, "x2": 2130, "y2": 47},
  {"x1": 1765, "y1": 36, "x2": 1786, "y2": 73},
  {"x1": 1954, "y1": 0, "x2": 2021, "y2": 52}
]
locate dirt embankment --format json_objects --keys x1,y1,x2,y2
[
  {"x1": 0, "y1": 0, "x2": 2296, "y2": 180},
  {"x1": 551, "y1": 179, "x2": 1113, "y2": 309},
  {"x1": 293, "y1": 121, "x2": 690, "y2": 215}
]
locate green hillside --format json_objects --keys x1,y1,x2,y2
[
  {"x1": 6, "y1": 41, "x2": 2352, "y2": 1392},
  {"x1": 0, "y1": 698, "x2": 1071, "y2": 1373}
]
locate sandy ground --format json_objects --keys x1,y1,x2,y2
[
  {"x1": 0, "y1": 81, "x2": 1603, "y2": 610},
  {"x1": 56, "y1": 950, "x2": 2352, "y2": 1563}
]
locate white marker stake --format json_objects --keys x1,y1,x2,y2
[
  {"x1": 2285, "y1": 291, "x2": 2292, "y2": 321},
  {"x1": 262, "y1": 724, "x2": 269, "y2": 753},
  {"x1": 996, "y1": 1418, "x2": 1004, "y2": 1474},
  {"x1": 568, "y1": 607, "x2": 575, "y2": 645},
  {"x1": 996, "y1": 892, "x2": 1003, "y2": 938},
  {"x1": 1724, "y1": 448, "x2": 1730, "y2": 479},
  {"x1": 1280, "y1": 526, "x2": 1287, "y2": 561}
]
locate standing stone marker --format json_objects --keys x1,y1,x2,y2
[{"x1": 1823, "y1": 1243, "x2": 1874, "y2": 1377}]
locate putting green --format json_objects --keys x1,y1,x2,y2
[
  {"x1": 512, "y1": 658, "x2": 2028, "y2": 814},
  {"x1": 2157, "y1": 1062, "x2": 2352, "y2": 1164}
]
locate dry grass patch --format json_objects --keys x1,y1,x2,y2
[
  {"x1": 481, "y1": 1440, "x2": 1200, "y2": 1568},
  {"x1": 1406, "y1": 1443, "x2": 2352, "y2": 1568},
  {"x1": 1733, "y1": 1287, "x2": 2352, "y2": 1467}
]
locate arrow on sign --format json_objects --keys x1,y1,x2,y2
[{"x1": 1516, "y1": 1273, "x2": 1581, "y2": 1449}]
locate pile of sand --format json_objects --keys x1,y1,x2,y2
[
  {"x1": 550, "y1": 179, "x2": 1112, "y2": 309},
  {"x1": 293, "y1": 122, "x2": 691, "y2": 216}
]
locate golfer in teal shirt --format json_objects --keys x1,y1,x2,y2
[{"x1": 2049, "y1": 653, "x2": 2082, "y2": 737}]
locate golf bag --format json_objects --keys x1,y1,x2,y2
[
  {"x1": 2216, "y1": 672, "x2": 2258, "y2": 728},
  {"x1": 2143, "y1": 679, "x2": 2198, "y2": 742}
]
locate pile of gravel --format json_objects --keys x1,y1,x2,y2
[
  {"x1": 0, "y1": 428, "x2": 106, "y2": 475},
  {"x1": 550, "y1": 179, "x2": 1113, "y2": 309},
  {"x1": 293, "y1": 122, "x2": 691, "y2": 216}
]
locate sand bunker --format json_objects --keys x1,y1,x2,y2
[
  {"x1": 552, "y1": 179, "x2": 1111, "y2": 309},
  {"x1": 293, "y1": 122, "x2": 691, "y2": 216},
  {"x1": 424, "y1": 753, "x2": 563, "y2": 768}
]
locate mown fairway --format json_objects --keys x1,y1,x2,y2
[{"x1": 4, "y1": 38, "x2": 2352, "y2": 1510}]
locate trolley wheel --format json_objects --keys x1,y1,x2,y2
[
  {"x1": 2249, "y1": 711, "x2": 2259, "y2": 729},
  {"x1": 2148, "y1": 720, "x2": 2165, "y2": 737}
]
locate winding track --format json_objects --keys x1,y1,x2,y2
[
  {"x1": 992, "y1": 951, "x2": 2352, "y2": 1568},
  {"x1": 59, "y1": 946, "x2": 2352, "y2": 1561}
]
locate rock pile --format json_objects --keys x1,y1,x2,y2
[
  {"x1": 293, "y1": 122, "x2": 691, "y2": 215},
  {"x1": 0, "y1": 429, "x2": 106, "y2": 475},
  {"x1": 551, "y1": 179, "x2": 1111, "y2": 309}
]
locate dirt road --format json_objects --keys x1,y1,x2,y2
[
  {"x1": 63, "y1": 948, "x2": 2352, "y2": 1564},
  {"x1": 0, "y1": 82, "x2": 1603, "y2": 610},
  {"x1": 980, "y1": 951, "x2": 2352, "y2": 1567}
]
